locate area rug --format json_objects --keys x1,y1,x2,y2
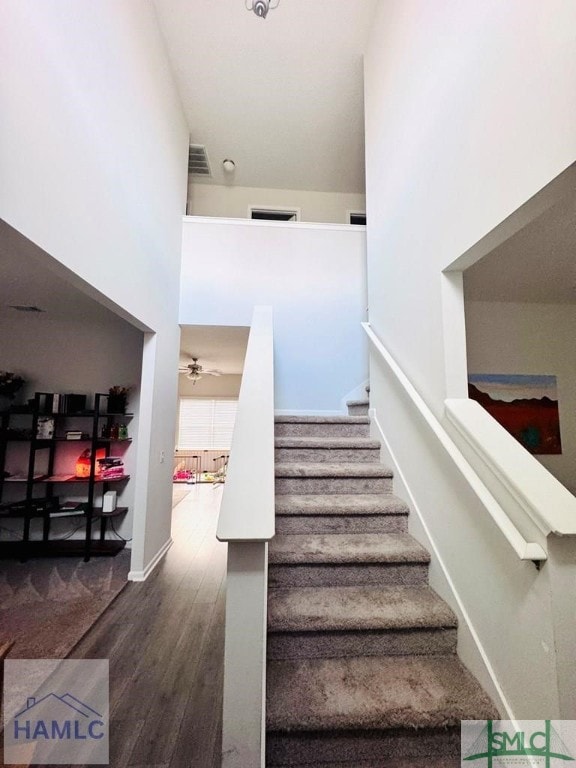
[{"x1": 0, "y1": 550, "x2": 130, "y2": 659}]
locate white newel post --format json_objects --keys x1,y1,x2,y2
[{"x1": 222, "y1": 542, "x2": 269, "y2": 766}]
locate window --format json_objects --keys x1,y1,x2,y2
[
  {"x1": 177, "y1": 399, "x2": 238, "y2": 449},
  {"x1": 348, "y1": 212, "x2": 367, "y2": 226},
  {"x1": 249, "y1": 207, "x2": 300, "y2": 222}
]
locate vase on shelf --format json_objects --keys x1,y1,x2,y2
[
  {"x1": 107, "y1": 395, "x2": 127, "y2": 415},
  {"x1": 0, "y1": 372, "x2": 25, "y2": 410}
]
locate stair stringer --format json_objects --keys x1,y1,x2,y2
[{"x1": 369, "y1": 406, "x2": 512, "y2": 719}]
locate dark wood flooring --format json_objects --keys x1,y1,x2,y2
[{"x1": 15, "y1": 485, "x2": 227, "y2": 768}]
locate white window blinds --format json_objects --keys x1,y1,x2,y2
[{"x1": 177, "y1": 399, "x2": 238, "y2": 449}]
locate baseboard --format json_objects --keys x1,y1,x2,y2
[
  {"x1": 128, "y1": 537, "x2": 173, "y2": 582},
  {"x1": 274, "y1": 409, "x2": 344, "y2": 416},
  {"x1": 370, "y1": 407, "x2": 513, "y2": 718}
]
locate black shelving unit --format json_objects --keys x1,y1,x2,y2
[{"x1": 0, "y1": 391, "x2": 132, "y2": 561}]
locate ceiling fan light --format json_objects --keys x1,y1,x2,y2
[{"x1": 246, "y1": 0, "x2": 279, "y2": 19}]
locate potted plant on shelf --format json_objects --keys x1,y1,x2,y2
[
  {"x1": 107, "y1": 385, "x2": 130, "y2": 415},
  {"x1": 0, "y1": 371, "x2": 25, "y2": 409}
]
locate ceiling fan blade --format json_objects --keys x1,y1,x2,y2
[{"x1": 205, "y1": 370, "x2": 222, "y2": 377}]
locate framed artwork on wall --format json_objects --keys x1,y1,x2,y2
[{"x1": 468, "y1": 373, "x2": 562, "y2": 455}]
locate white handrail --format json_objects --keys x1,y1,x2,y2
[
  {"x1": 217, "y1": 305, "x2": 275, "y2": 542},
  {"x1": 362, "y1": 322, "x2": 546, "y2": 562},
  {"x1": 445, "y1": 398, "x2": 576, "y2": 537},
  {"x1": 218, "y1": 305, "x2": 275, "y2": 768}
]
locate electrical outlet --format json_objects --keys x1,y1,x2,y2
[{"x1": 160, "y1": 450, "x2": 165, "y2": 464}]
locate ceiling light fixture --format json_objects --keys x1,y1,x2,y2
[
  {"x1": 178, "y1": 357, "x2": 223, "y2": 384},
  {"x1": 245, "y1": 0, "x2": 280, "y2": 19},
  {"x1": 222, "y1": 159, "x2": 236, "y2": 173}
]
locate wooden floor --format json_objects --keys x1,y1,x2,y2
[{"x1": 66, "y1": 485, "x2": 226, "y2": 768}]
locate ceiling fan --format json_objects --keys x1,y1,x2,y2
[{"x1": 178, "y1": 356, "x2": 222, "y2": 384}]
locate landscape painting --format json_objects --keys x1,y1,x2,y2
[{"x1": 468, "y1": 373, "x2": 562, "y2": 455}]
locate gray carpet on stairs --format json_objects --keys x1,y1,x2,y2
[
  {"x1": 269, "y1": 752, "x2": 461, "y2": 767},
  {"x1": 266, "y1": 656, "x2": 496, "y2": 731},
  {"x1": 268, "y1": 585, "x2": 457, "y2": 632},
  {"x1": 266, "y1": 401, "x2": 498, "y2": 766},
  {"x1": 275, "y1": 463, "x2": 393, "y2": 495},
  {"x1": 274, "y1": 493, "x2": 410, "y2": 535},
  {"x1": 267, "y1": 727, "x2": 463, "y2": 766},
  {"x1": 269, "y1": 532, "x2": 430, "y2": 564},
  {"x1": 275, "y1": 493, "x2": 408, "y2": 515},
  {"x1": 275, "y1": 463, "x2": 393, "y2": 478}
]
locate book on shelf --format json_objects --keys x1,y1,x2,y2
[
  {"x1": 51, "y1": 501, "x2": 86, "y2": 517},
  {"x1": 59, "y1": 501, "x2": 85, "y2": 511},
  {"x1": 5, "y1": 473, "x2": 46, "y2": 481},
  {"x1": 37, "y1": 393, "x2": 88, "y2": 415},
  {"x1": 65, "y1": 431, "x2": 84, "y2": 440}
]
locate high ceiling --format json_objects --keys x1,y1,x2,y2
[
  {"x1": 152, "y1": 0, "x2": 378, "y2": 193},
  {"x1": 3, "y1": 2, "x2": 575, "y2": 357}
]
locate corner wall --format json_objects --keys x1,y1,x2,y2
[
  {"x1": 365, "y1": 0, "x2": 576, "y2": 717},
  {"x1": 0, "y1": 0, "x2": 189, "y2": 576}
]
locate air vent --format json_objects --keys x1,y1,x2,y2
[
  {"x1": 188, "y1": 144, "x2": 211, "y2": 177},
  {"x1": 9, "y1": 305, "x2": 45, "y2": 313}
]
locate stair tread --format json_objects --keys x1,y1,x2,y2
[
  {"x1": 275, "y1": 415, "x2": 370, "y2": 424},
  {"x1": 275, "y1": 437, "x2": 380, "y2": 449},
  {"x1": 272, "y1": 758, "x2": 458, "y2": 768},
  {"x1": 275, "y1": 462, "x2": 393, "y2": 478},
  {"x1": 269, "y1": 533, "x2": 430, "y2": 564},
  {"x1": 266, "y1": 655, "x2": 498, "y2": 732},
  {"x1": 268, "y1": 585, "x2": 457, "y2": 632},
  {"x1": 346, "y1": 399, "x2": 369, "y2": 407},
  {"x1": 275, "y1": 494, "x2": 408, "y2": 516}
]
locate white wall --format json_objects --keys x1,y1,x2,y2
[
  {"x1": 365, "y1": 0, "x2": 576, "y2": 413},
  {"x1": 365, "y1": 0, "x2": 576, "y2": 718},
  {"x1": 188, "y1": 183, "x2": 366, "y2": 225},
  {"x1": 180, "y1": 219, "x2": 368, "y2": 412},
  {"x1": 466, "y1": 301, "x2": 576, "y2": 495},
  {"x1": 0, "y1": 311, "x2": 142, "y2": 541},
  {"x1": 0, "y1": 1, "x2": 189, "y2": 576}
]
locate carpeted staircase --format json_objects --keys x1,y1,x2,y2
[{"x1": 266, "y1": 400, "x2": 498, "y2": 767}]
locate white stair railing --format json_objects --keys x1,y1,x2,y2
[
  {"x1": 362, "y1": 322, "x2": 549, "y2": 563},
  {"x1": 217, "y1": 305, "x2": 275, "y2": 768}
]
